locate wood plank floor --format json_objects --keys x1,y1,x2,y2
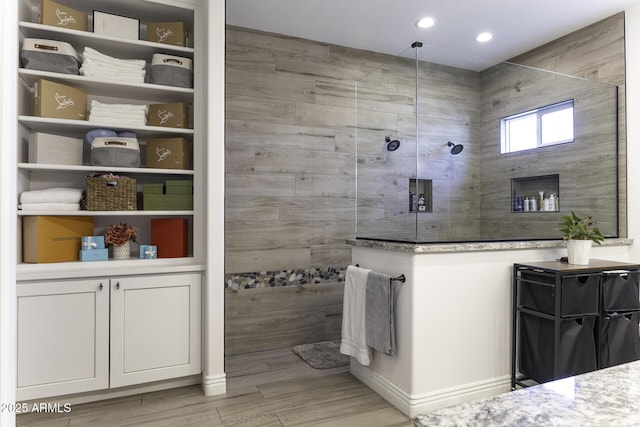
[{"x1": 17, "y1": 347, "x2": 413, "y2": 427}]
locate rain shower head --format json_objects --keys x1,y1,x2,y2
[
  {"x1": 385, "y1": 136, "x2": 400, "y2": 152},
  {"x1": 447, "y1": 141, "x2": 464, "y2": 155}
]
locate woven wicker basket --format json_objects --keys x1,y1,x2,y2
[{"x1": 86, "y1": 175, "x2": 137, "y2": 211}]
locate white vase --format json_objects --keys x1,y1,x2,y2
[
  {"x1": 111, "y1": 241, "x2": 131, "y2": 259},
  {"x1": 566, "y1": 239, "x2": 592, "y2": 265}
]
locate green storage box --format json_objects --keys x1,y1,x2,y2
[
  {"x1": 165, "y1": 180, "x2": 193, "y2": 195},
  {"x1": 142, "y1": 183, "x2": 165, "y2": 195},
  {"x1": 143, "y1": 194, "x2": 193, "y2": 210}
]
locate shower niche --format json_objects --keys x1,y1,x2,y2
[
  {"x1": 511, "y1": 174, "x2": 560, "y2": 212},
  {"x1": 409, "y1": 179, "x2": 433, "y2": 213}
]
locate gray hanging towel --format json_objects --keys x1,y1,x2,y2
[{"x1": 365, "y1": 271, "x2": 397, "y2": 355}]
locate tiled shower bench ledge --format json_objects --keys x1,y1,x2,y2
[{"x1": 347, "y1": 238, "x2": 632, "y2": 253}]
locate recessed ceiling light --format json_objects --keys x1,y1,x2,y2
[
  {"x1": 475, "y1": 32, "x2": 493, "y2": 42},
  {"x1": 416, "y1": 17, "x2": 437, "y2": 29}
]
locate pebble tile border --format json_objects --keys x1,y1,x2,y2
[{"x1": 225, "y1": 266, "x2": 347, "y2": 290}]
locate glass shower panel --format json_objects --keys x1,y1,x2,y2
[
  {"x1": 414, "y1": 59, "x2": 481, "y2": 242},
  {"x1": 355, "y1": 50, "x2": 619, "y2": 243},
  {"x1": 355, "y1": 46, "x2": 419, "y2": 241}
]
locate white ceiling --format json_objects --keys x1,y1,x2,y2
[{"x1": 226, "y1": 0, "x2": 636, "y2": 71}]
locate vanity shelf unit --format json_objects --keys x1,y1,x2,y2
[
  {"x1": 13, "y1": 0, "x2": 218, "y2": 401},
  {"x1": 511, "y1": 260, "x2": 640, "y2": 389}
]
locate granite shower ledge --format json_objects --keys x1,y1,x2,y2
[{"x1": 347, "y1": 238, "x2": 633, "y2": 254}]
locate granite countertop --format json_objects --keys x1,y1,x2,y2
[
  {"x1": 414, "y1": 360, "x2": 640, "y2": 427},
  {"x1": 347, "y1": 238, "x2": 633, "y2": 254}
]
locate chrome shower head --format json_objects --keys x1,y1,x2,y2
[
  {"x1": 447, "y1": 141, "x2": 464, "y2": 155},
  {"x1": 385, "y1": 136, "x2": 400, "y2": 152}
]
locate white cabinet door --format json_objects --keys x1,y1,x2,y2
[
  {"x1": 16, "y1": 279, "x2": 109, "y2": 400},
  {"x1": 110, "y1": 273, "x2": 202, "y2": 388}
]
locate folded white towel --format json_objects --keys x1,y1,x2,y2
[
  {"x1": 340, "y1": 265, "x2": 373, "y2": 366},
  {"x1": 20, "y1": 187, "x2": 83, "y2": 204},
  {"x1": 82, "y1": 47, "x2": 146, "y2": 70},
  {"x1": 89, "y1": 101, "x2": 148, "y2": 125},
  {"x1": 88, "y1": 114, "x2": 146, "y2": 126},
  {"x1": 80, "y1": 63, "x2": 146, "y2": 83},
  {"x1": 90, "y1": 100, "x2": 148, "y2": 114},
  {"x1": 19, "y1": 202, "x2": 80, "y2": 211},
  {"x1": 81, "y1": 60, "x2": 146, "y2": 75},
  {"x1": 89, "y1": 110, "x2": 147, "y2": 118}
]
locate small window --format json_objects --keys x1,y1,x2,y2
[{"x1": 501, "y1": 100, "x2": 574, "y2": 154}]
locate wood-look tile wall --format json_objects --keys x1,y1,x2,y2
[
  {"x1": 224, "y1": 14, "x2": 626, "y2": 354},
  {"x1": 224, "y1": 27, "x2": 391, "y2": 354}
]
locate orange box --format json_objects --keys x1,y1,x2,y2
[
  {"x1": 150, "y1": 218, "x2": 188, "y2": 258},
  {"x1": 23, "y1": 216, "x2": 95, "y2": 263}
]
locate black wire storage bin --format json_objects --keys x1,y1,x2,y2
[
  {"x1": 519, "y1": 312, "x2": 596, "y2": 383},
  {"x1": 599, "y1": 311, "x2": 640, "y2": 368},
  {"x1": 520, "y1": 270, "x2": 600, "y2": 317}
]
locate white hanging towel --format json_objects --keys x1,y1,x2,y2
[{"x1": 340, "y1": 264, "x2": 373, "y2": 365}]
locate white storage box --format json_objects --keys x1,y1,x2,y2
[
  {"x1": 90, "y1": 137, "x2": 140, "y2": 168},
  {"x1": 21, "y1": 38, "x2": 80, "y2": 75},
  {"x1": 93, "y1": 11, "x2": 139, "y2": 40},
  {"x1": 28, "y1": 132, "x2": 83, "y2": 165},
  {"x1": 150, "y1": 54, "x2": 193, "y2": 88}
]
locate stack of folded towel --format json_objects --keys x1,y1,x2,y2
[
  {"x1": 19, "y1": 187, "x2": 84, "y2": 211},
  {"x1": 89, "y1": 100, "x2": 148, "y2": 127},
  {"x1": 80, "y1": 47, "x2": 146, "y2": 84}
]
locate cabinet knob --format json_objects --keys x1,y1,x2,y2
[
  {"x1": 116, "y1": 282, "x2": 120, "y2": 290},
  {"x1": 99, "y1": 283, "x2": 103, "y2": 291}
]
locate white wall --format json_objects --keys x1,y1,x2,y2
[{"x1": 626, "y1": 5, "x2": 640, "y2": 260}]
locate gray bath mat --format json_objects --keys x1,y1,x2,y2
[{"x1": 292, "y1": 340, "x2": 350, "y2": 369}]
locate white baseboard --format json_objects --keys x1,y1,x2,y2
[
  {"x1": 350, "y1": 363, "x2": 511, "y2": 418},
  {"x1": 20, "y1": 375, "x2": 202, "y2": 406},
  {"x1": 201, "y1": 372, "x2": 226, "y2": 396}
]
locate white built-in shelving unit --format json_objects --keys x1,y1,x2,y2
[{"x1": 8, "y1": 0, "x2": 226, "y2": 405}]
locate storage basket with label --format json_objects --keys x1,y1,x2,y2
[
  {"x1": 21, "y1": 38, "x2": 80, "y2": 75},
  {"x1": 86, "y1": 174, "x2": 137, "y2": 211},
  {"x1": 90, "y1": 137, "x2": 141, "y2": 168},
  {"x1": 150, "y1": 53, "x2": 193, "y2": 88}
]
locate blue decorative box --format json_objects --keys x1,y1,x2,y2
[
  {"x1": 139, "y1": 245, "x2": 157, "y2": 259},
  {"x1": 81, "y1": 236, "x2": 105, "y2": 250},
  {"x1": 79, "y1": 248, "x2": 108, "y2": 261}
]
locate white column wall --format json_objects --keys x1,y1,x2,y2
[
  {"x1": 202, "y1": 0, "x2": 227, "y2": 395},
  {"x1": 1, "y1": 0, "x2": 19, "y2": 426}
]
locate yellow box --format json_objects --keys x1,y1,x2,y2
[
  {"x1": 146, "y1": 22, "x2": 188, "y2": 46},
  {"x1": 23, "y1": 216, "x2": 95, "y2": 263},
  {"x1": 35, "y1": 79, "x2": 87, "y2": 120},
  {"x1": 147, "y1": 103, "x2": 190, "y2": 128},
  {"x1": 146, "y1": 138, "x2": 190, "y2": 170},
  {"x1": 40, "y1": 0, "x2": 88, "y2": 31}
]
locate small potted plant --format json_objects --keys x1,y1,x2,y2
[
  {"x1": 558, "y1": 211, "x2": 604, "y2": 265},
  {"x1": 105, "y1": 223, "x2": 138, "y2": 259}
]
